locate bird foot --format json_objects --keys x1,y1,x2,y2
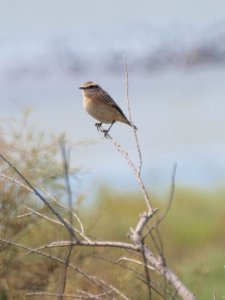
[
  {"x1": 95, "y1": 123, "x2": 111, "y2": 139},
  {"x1": 95, "y1": 123, "x2": 103, "y2": 132},
  {"x1": 102, "y1": 130, "x2": 110, "y2": 139}
]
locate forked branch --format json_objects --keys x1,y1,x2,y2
[{"x1": 0, "y1": 60, "x2": 196, "y2": 299}]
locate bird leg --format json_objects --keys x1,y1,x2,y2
[
  {"x1": 102, "y1": 121, "x2": 115, "y2": 137},
  {"x1": 95, "y1": 122, "x2": 103, "y2": 132}
]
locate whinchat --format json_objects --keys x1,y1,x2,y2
[{"x1": 79, "y1": 81, "x2": 137, "y2": 136}]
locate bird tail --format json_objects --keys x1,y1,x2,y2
[
  {"x1": 119, "y1": 115, "x2": 137, "y2": 130},
  {"x1": 125, "y1": 119, "x2": 137, "y2": 130},
  {"x1": 128, "y1": 121, "x2": 137, "y2": 130}
]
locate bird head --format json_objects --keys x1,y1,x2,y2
[{"x1": 79, "y1": 81, "x2": 101, "y2": 96}]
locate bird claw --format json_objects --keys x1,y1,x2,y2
[
  {"x1": 95, "y1": 123, "x2": 102, "y2": 132},
  {"x1": 95, "y1": 123, "x2": 111, "y2": 138},
  {"x1": 102, "y1": 130, "x2": 110, "y2": 138}
]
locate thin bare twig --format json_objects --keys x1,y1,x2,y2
[
  {"x1": 97, "y1": 278, "x2": 130, "y2": 300},
  {"x1": 26, "y1": 240, "x2": 139, "y2": 254},
  {"x1": 95, "y1": 255, "x2": 146, "y2": 282},
  {"x1": 0, "y1": 153, "x2": 77, "y2": 240},
  {"x1": 42, "y1": 187, "x2": 89, "y2": 241},
  {"x1": 116, "y1": 256, "x2": 155, "y2": 271},
  {"x1": 58, "y1": 246, "x2": 73, "y2": 300},
  {"x1": 124, "y1": 56, "x2": 142, "y2": 176},
  {"x1": 107, "y1": 135, "x2": 153, "y2": 212},
  {"x1": 97, "y1": 57, "x2": 153, "y2": 212},
  {"x1": 0, "y1": 173, "x2": 33, "y2": 192},
  {"x1": 144, "y1": 163, "x2": 177, "y2": 240},
  {"x1": 96, "y1": 256, "x2": 166, "y2": 299},
  {"x1": 58, "y1": 142, "x2": 75, "y2": 300},
  {"x1": 141, "y1": 240, "x2": 152, "y2": 299},
  {"x1": 144, "y1": 163, "x2": 177, "y2": 298},
  {"x1": 1, "y1": 172, "x2": 88, "y2": 240},
  {"x1": 0, "y1": 238, "x2": 129, "y2": 300},
  {"x1": 60, "y1": 142, "x2": 73, "y2": 224},
  {"x1": 158, "y1": 163, "x2": 177, "y2": 225},
  {"x1": 26, "y1": 291, "x2": 96, "y2": 299},
  {"x1": 22, "y1": 206, "x2": 62, "y2": 225},
  {"x1": 76, "y1": 289, "x2": 114, "y2": 299}
]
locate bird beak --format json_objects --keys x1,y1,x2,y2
[{"x1": 79, "y1": 86, "x2": 83, "y2": 89}]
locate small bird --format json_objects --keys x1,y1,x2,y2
[{"x1": 79, "y1": 81, "x2": 137, "y2": 136}]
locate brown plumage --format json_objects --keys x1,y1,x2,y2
[{"x1": 79, "y1": 81, "x2": 137, "y2": 134}]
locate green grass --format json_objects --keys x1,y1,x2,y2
[{"x1": 81, "y1": 186, "x2": 225, "y2": 299}]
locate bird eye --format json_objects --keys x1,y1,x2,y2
[{"x1": 90, "y1": 85, "x2": 98, "y2": 89}]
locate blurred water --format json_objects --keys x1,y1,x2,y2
[
  {"x1": 1, "y1": 3, "x2": 225, "y2": 194},
  {"x1": 1, "y1": 64, "x2": 225, "y2": 194},
  {"x1": 1, "y1": 21, "x2": 225, "y2": 79}
]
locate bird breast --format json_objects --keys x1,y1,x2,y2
[{"x1": 83, "y1": 96, "x2": 117, "y2": 124}]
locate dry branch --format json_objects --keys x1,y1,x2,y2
[{"x1": 0, "y1": 60, "x2": 196, "y2": 299}]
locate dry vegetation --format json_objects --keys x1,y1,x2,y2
[{"x1": 0, "y1": 110, "x2": 224, "y2": 299}]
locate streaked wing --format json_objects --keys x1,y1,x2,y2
[{"x1": 102, "y1": 90, "x2": 128, "y2": 119}]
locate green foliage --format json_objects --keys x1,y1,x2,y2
[{"x1": 81, "y1": 186, "x2": 225, "y2": 299}]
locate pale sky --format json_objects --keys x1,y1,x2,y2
[{"x1": 0, "y1": 0, "x2": 225, "y2": 36}]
